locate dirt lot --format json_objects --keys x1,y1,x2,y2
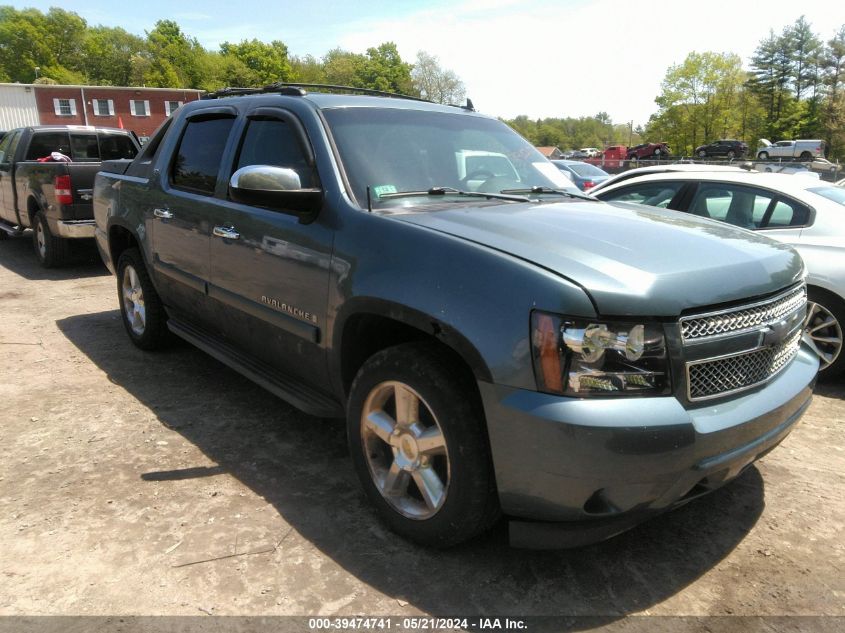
[{"x1": 1, "y1": 235, "x2": 843, "y2": 628}]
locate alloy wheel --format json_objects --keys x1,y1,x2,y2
[
  {"x1": 361, "y1": 381, "x2": 450, "y2": 520},
  {"x1": 804, "y1": 301, "x2": 843, "y2": 371},
  {"x1": 122, "y1": 264, "x2": 146, "y2": 336}
]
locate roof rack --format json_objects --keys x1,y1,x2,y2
[
  {"x1": 202, "y1": 82, "x2": 429, "y2": 102},
  {"x1": 201, "y1": 82, "x2": 476, "y2": 111}
]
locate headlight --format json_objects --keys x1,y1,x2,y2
[{"x1": 531, "y1": 311, "x2": 670, "y2": 396}]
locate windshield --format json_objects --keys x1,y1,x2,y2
[
  {"x1": 322, "y1": 107, "x2": 576, "y2": 206},
  {"x1": 808, "y1": 186, "x2": 845, "y2": 206}
]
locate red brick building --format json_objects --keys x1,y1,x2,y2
[{"x1": 7, "y1": 84, "x2": 204, "y2": 137}]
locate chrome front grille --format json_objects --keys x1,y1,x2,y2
[
  {"x1": 680, "y1": 284, "x2": 807, "y2": 342},
  {"x1": 681, "y1": 283, "x2": 807, "y2": 401},
  {"x1": 687, "y1": 331, "x2": 803, "y2": 401}
]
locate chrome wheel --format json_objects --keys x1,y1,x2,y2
[
  {"x1": 35, "y1": 221, "x2": 46, "y2": 259},
  {"x1": 121, "y1": 264, "x2": 146, "y2": 336},
  {"x1": 804, "y1": 301, "x2": 843, "y2": 371},
  {"x1": 361, "y1": 381, "x2": 450, "y2": 520}
]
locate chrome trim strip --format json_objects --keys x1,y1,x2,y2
[
  {"x1": 680, "y1": 282, "x2": 806, "y2": 343},
  {"x1": 56, "y1": 219, "x2": 96, "y2": 238}
]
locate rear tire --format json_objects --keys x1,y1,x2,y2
[
  {"x1": 347, "y1": 342, "x2": 499, "y2": 547},
  {"x1": 727, "y1": 150, "x2": 736, "y2": 159},
  {"x1": 800, "y1": 151, "x2": 812, "y2": 160},
  {"x1": 32, "y1": 211, "x2": 68, "y2": 268},
  {"x1": 116, "y1": 247, "x2": 172, "y2": 351},
  {"x1": 805, "y1": 288, "x2": 845, "y2": 379}
]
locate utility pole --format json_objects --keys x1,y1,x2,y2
[{"x1": 628, "y1": 120, "x2": 633, "y2": 146}]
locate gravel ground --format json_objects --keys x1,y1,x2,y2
[{"x1": 0, "y1": 234, "x2": 843, "y2": 629}]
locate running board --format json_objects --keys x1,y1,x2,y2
[
  {"x1": 0, "y1": 221, "x2": 24, "y2": 236},
  {"x1": 167, "y1": 318, "x2": 344, "y2": 418}
]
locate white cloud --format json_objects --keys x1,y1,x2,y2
[{"x1": 336, "y1": 0, "x2": 845, "y2": 125}]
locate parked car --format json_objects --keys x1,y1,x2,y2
[
  {"x1": 694, "y1": 139, "x2": 748, "y2": 159},
  {"x1": 754, "y1": 162, "x2": 820, "y2": 177},
  {"x1": 94, "y1": 86, "x2": 815, "y2": 549},
  {"x1": 627, "y1": 142, "x2": 670, "y2": 160},
  {"x1": 593, "y1": 170, "x2": 845, "y2": 376},
  {"x1": 757, "y1": 139, "x2": 826, "y2": 160},
  {"x1": 579, "y1": 147, "x2": 601, "y2": 158},
  {"x1": 589, "y1": 163, "x2": 747, "y2": 194},
  {"x1": 551, "y1": 159, "x2": 610, "y2": 191},
  {"x1": 0, "y1": 125, "x2": 140, "y2": 266}
]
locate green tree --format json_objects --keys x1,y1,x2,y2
[
  {"x1": 82, "y1": 26, "x2": 146, "y2": 85},
  {"x1": 143, "y1": 20, "x2": 204, "y2": 88},
  {"x1": 219, "y1": 38, "x2": 293, "y2": 86},
  {"x1": 651, "y1": 51, "x2": 748, "y2": 153},
  {"x1": 358, "y1": 42, "x2": 415, "y2": 94},
  {"x1": 0, "y1": 7, "x2": 54, "y2": 82}
]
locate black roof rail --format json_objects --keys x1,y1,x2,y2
[
  {"x1": 200, "y1": 83, "x2": 478, "y2": 112},
  {"x1": 202, "y1": 82, "x2": 429, "y2": 102}
]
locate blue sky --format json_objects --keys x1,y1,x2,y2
[{"x1": 11, "y1": 1, "x2": 845, "y2": 126}]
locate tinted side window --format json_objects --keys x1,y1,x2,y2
[
  {"x1": 98, "y1": 134, "x2": 138, "y2": 160},
  {"x1": 689, "y1": 183, "x2": 772, "y2": 228},
  {"x1": 171, "y1": 117, "x2": 235, "y2": 195},
  {"x1": 599, "y1": 181, "x2": 684, "y2": 209},
  {"x1": 765, "y1": 198, "x2": 810, "y2": 228},
  {"x1": 26, "y1": 132, "x2": 71, "y2": 160},
  {"x1": 235, "y1": 118, "x2": 315, "y2": 188},
  {"x1": 70, "y1": 134, "x2": 99, "y2": 161}
]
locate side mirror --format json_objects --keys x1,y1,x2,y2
[{"x1": 229, "y1": 165, "x2": 322, "y2": 223}]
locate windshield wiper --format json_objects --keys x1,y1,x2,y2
[
  {"x1": 500, "y1": 186, "x2": 597, "y2": 201},
  {"x1": 376, "y1": 186, "x2": 530, "y2": 203}
]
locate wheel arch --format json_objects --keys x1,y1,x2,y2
[
  {"x1": 107, "y1": 220, "x2": 142, "y2": 270},
  {"x1": 333, "y1": 298, "x2": 493, "y2": 399}
]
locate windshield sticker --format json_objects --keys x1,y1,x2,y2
[
  {"x1": 373, "y1": 184, "x2": 398, "y2": 198},
  {"x1": 532, "y1": 161, "x2": 574, "y2": 188}
]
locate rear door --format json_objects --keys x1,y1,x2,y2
[
  {"x1": 205, "y1": 106, "x2": 333, "y2": 385},
  {"x1": 151, "y1": 109, "x2": 237, "y2": 331}
]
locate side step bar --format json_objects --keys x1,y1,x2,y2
[
  {"x1": 0, "y1": 221, "x2": 24, "y2": 236},
  {"x1": 168, "y1": 318, "x2": 344, "y2": 418}
]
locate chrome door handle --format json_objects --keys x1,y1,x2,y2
[
  {"x1": 153, "y1": 208, "x2": 173, "y2": 219},
  {"x1": 213, "y1": 225, "x2": 240, "y2": 240}
]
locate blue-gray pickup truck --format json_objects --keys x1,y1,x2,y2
[{"x1": 93, "y1": 85, "x2": 818, "y2": 548}]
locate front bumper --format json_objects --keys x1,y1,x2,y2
[
  {"x1": 480, "y1": 345, "x2": 818, "y2": 548},
  {"x1": 55, "y1": 219, "x2": 96, "y2": 239}
]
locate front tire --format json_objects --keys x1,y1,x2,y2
[
  {"x1": 698, "y1": 150, "x2": 707, "y2": 158},
  {"x1": 805, "y1": 288, "x2": 845, "y2": 378},
  {"x1": 116, "y1": 248, "x2": 171, "y2": 350},
  {"x1": 758, "y1": 151, "x2": 769, "y2": 160},
  {"x1": 32, "y1": 211, "x2": 68, "y2": 268},
  {"x1": 347, "y1": 342, "x2": 499, "y2": 547}
]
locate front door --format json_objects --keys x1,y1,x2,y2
[
  {"x1": 206, "y1": 108, "x2": 333, "y2": 386},
  {"x1": 151, "y1": 113, "x2": 237, "y2": 333}
]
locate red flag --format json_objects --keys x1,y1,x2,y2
[{"x1": 117, "y1": 116, "x2": 124, "y2": 129}]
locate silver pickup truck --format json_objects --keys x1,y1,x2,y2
[{"x1": 0, "y1": 125, "x2": 139, "y2": 266}]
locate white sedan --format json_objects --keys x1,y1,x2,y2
[{"x1": 593, "y1": 170, "x2": 845, "y2": 376}]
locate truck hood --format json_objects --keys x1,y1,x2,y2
[{"x1": 393, "y1": 200, "x2": 804, "y2": 316}]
